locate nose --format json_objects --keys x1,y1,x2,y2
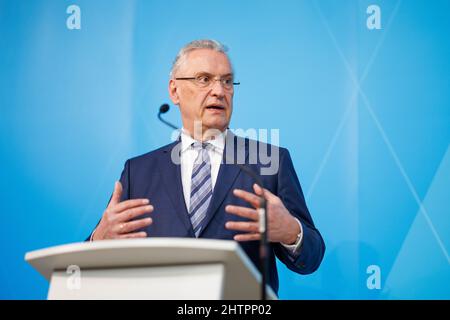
[{"x1": 210, "y1": 79, "x2": 226, "y2": 98}]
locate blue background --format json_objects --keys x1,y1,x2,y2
[{"x1": 1, "y1": 0, "x2": 449, "y2": 299}]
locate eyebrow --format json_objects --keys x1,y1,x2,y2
[{"x1": 196, "y1": 71, "x2": 234, "y2": 77}]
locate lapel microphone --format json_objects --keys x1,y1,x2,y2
[{"x1": 157, "y1": 103, "x2": 270, "y2": 300}]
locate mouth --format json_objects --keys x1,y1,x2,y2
[{"x1": 205, "y1": 105, "x2": 226, "y2": 111}]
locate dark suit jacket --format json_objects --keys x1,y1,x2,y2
[{"x1": 89, "y1": 132, "x2": 325, "y2": 294}]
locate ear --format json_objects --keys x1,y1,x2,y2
[{"x1": 168, "y1": 79, "x2": 180, "y2": 105}]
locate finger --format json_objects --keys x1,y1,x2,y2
[
  {"x1": 118, "y1": 231, "x2": 148, "y2": 239},
  {"x1": 233, "y1": 189, "x2": 262, "y2": 208},
  {"x1": 108, "y1": 181, "x2": 123, "y2": 207},
  {"x1": 253, "y1": 183, "x2": 263, "y2": 196},
  {"x1": 116, "y1": 217, "x2": 152, "y2": 234},
  {"x1": 225, "y1": 205, "x2": 258, "y2": 221},
  {"x1": 112, "y1": 198, "x2": 150, "y2": 214},
  {"x1": 116, "y1": 205, "x2": 154, "y2": 223},
  {"x1": 253, "y1": 184, "x2": 278, "y2": 202},
  {"x1": 261, "y1": 186, "x2": 279, "y2": 201},
  {"x1": 234, "y1": 233, "x2": 261, "y2": 241},
  {"x1": 225, "y1": 221, "x2": 259, "y2": 233}
]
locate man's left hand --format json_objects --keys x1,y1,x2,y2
[{"x1": 225, "y1": 184, "x2": 300, "y2": 244}]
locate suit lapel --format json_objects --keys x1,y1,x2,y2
[
  {"x1": 199, "y1": 132, "x2": 248, "y2": 236},
  {"x1": 161, "y1": 141, "x2": 195, "y2": 236}
]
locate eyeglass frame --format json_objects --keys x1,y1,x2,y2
[{"x1": 174, "y1": 72, "x2": 240, "y2": 90}]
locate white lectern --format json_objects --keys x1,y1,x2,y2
[{"x1": 25, "y1": 238, "x2": 277, "y2": 300}]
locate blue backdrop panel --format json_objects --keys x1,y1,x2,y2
[{"x1": 0, "y1": 0, "x2": 448, "y2": 299}]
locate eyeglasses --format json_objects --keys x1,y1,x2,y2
[{"x1": 175, "y1": 73, "x2": 240, "y2": 90}]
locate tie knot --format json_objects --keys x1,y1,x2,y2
[
  {"x1": 191, "y1": 141, "x2": 211, "y2": 150},
  {"x1": 192, "y1": 141, "x2": 211, "y2": 164}
]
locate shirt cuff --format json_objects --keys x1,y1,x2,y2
[
  {"x1": 280, "y1": 217, "x2": 303, "y2": 256},
  {"x1": 89, "y1": 228, "x2": 97, "y2": 242}
]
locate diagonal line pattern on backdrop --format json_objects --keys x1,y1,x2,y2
[
  {"x1": 311, "y1": 0, "x2": 449, "y2": 264},
  {"x1": 307, "y1": 0, "x2": 402, "y2": 201}
]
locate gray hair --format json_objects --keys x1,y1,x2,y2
[{"x1": 170, "y1": 39, "x2": 232, "y2": 78}]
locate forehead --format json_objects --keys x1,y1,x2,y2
[{"x1": 180, "y1": 49, "x2": 232, "y2": 75}]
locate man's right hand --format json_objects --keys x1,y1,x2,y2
[{"x1": 92, "y1": 181, "x2": 153, "y2": 241}]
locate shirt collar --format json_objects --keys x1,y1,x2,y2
[{"x1": 180, "y1": 128, "x2": 226, "y2": 153}]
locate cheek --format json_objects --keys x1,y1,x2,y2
[
  {"x1": 226, "y1": 95, "x2": 233, "y2": 113},
  {"x1": 179, "y1": 86, "x2": 195, "y2": 101},
  {"x1": 180, "y1": 90, "x2": 207, "y2": 118},
  {"x1": 227, "y1": 92, "x2": 233, "y2": 103},
  {"x1": 179, "y1": 88, "x2": 195, "y2": 107}
]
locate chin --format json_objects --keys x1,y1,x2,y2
[
  {"x1": 204, "y1": 118, "x2": 229, "y2": 132},
  {"x1": 204, "y1": 122, "x2": 228, "y2": 133}
]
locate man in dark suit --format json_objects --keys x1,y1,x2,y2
[{"x1": 89, "y1": 39, "x2": 325, "y2": 294}]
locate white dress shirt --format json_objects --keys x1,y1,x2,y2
[{"x1": 180, "y1": 128, "x2": 225, "y2": 210}]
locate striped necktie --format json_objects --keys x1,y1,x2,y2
[{"x1": 189, "y1": 142, "x2": 213, "y2": 237}]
